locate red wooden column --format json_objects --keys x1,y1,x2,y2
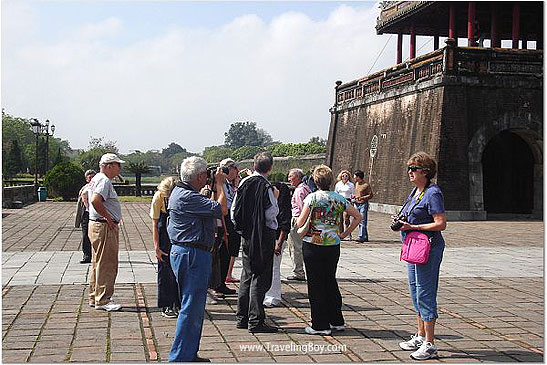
[
  {"x1": 490, "y1": 3, "x2": 500, "y2": 48},
  {"x1": 397, "y1": 32, "x2": 403, "y2": 64},
  {"x1": 512, "y1": 2, "x2": 520, "y2": 49},
  {"x1": 449, "y1": 3, "x2": 457, "y2": 39},
  {"x1": 410, "y1": 25, "x2": 416, "y2": 59},
  {"x1": 468, "y1": 1, "x2": 476, "y2": 46}
]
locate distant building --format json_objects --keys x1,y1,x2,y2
[{"x1": 326, "y1": 1, "x2": 543, "y2": 219}]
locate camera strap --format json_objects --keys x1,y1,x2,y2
[{"x1": 399, "y1": 184, "x2": 430, "y2": 218}]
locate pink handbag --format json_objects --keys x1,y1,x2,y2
[{"x1": 400, "y1": 231, "x2": 431, "y2": 264}]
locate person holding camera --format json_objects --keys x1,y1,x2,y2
[
  {"x1": 75, "y1": 169, "x2": 96, "y2": 264},
  {"x1": 218, "y1": 158, "x2": 241, "y2": 293},
  {"x1": 296, "y1": 165, "x2": 361, "y2": 335},
  {"x1": 393, "y1": 151, "x2": 447, "y2": 360},
  {"x1": 167, "y1": 156, "x2": 227, "y2": 362}
]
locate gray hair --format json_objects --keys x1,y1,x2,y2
[
  {"x1": 85, "y1": 169, "x2": 97, "y2": 178},
  {"x1": 180, "y1": 156, "x2": 208, "y2": 182},
  {"x1": 288, "y1": 168, "x2": 304, "y2": 180}
]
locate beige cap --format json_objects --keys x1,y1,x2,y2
[{"x1": 99, "y1": 153, "x2": 125, "y2": 165}]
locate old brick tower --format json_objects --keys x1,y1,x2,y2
[{"x1": 326, "y1": 1, "x2": 543, "y2": 220}]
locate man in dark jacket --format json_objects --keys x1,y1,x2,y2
[{"x1": 231, "y1": 151, "x2": 279, "y2": 333}]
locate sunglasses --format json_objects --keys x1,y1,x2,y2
[{"x1": 407, "y1": 166, "x2": 425, "y2": 172}]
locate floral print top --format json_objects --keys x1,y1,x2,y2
[{"x1": 302, "y1": 190, "x2": 349, "y2": 246}]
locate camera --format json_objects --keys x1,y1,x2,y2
[
  {"x1": 390, "y1": 214, "x2": 406, "y2": 231},
  {"x1": 206, "y1": 165, "x2": 230, "y2": 190}
]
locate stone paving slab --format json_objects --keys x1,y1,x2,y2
[
  {"x1": 2, "y1": 202, "x2": 543, "y2": 252},
  {"x1": 2, "y1": 202, "x2": 544, "y2": 363}
]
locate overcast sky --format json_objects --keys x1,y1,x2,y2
[{"x1": 2, "y1": 1, "x2": 437, "y2": 154}]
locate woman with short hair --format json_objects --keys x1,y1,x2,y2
[
  {"x1": 395, "y1": 151, "x2": 447, "y2": 360},
  {"x1": 296, "y1": 165, "x2": 362, "y2": 335}
]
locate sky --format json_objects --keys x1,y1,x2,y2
[{"x1": 2, "y1": 1, "x2": 438, "y2": 154}]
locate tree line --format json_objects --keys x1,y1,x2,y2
[{"x1": 3, "y1": 112, "x2": 326, "y2": 186}]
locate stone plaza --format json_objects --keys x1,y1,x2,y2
[{"x1": 2, "y1": 202, "x2": 544, "y2": 362}]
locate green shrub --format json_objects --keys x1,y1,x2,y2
[{"x1": 44, "y1": 162, "x2": 85, "y2": 200}]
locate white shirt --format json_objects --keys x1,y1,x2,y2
[{"x1": 334, "y1": 180, "x2": 355, "y2": 199}]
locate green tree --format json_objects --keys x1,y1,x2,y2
[
  {"x1": 308, "y1": 136, "x2": 327, "y2": 146},
  {"x1": 126, "y1": 161, "x2": 150, "y2": 196},
  {"x1": 224, "y1": 121, "x2": 272, "y2": 149},
  {"x1": 202, "y1": 146, "x2": 233, "y2": 163},
  {"x1": 232, "y1": 145, "x2": 265, "y2": 161},
  {"x1": 162, "y1": 142, "x2": 186, "y2": 159},
  {"x1": 75, "y1": 147, "x2": 110, "y2": 171},
  {"x1": 3, "y1": 140, "x2": 24, "y2": 177},
  {"x1": 88, "y1": 136, "x2": 118, "y2": 153},
  {"x1": 43, "y1": 162, "x2": 85, "y2": 200}
]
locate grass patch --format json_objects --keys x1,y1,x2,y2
[{"x1": 118, "y1": 196, "x2": 153, "y2": 203}]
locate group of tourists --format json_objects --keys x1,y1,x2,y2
[{"x1": 76, "y1": 150, "x2": 446, "y2": 362}]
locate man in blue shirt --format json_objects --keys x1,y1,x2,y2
[{"x1": 168, "y1": 156, "x2": 227, "y2": 362}]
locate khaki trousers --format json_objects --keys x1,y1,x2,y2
[
  {"x1": 88, "y1": 221, "x2": 119, "y2": 306},
  {"x1": 287, "y1": 217, "x2": 306, "y2": 279}
]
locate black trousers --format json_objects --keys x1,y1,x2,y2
[
  {"x1": 157, "y1": 213, "x2": 181, "y2": 309},
  {"x1": 302, "y1": 241, "x2": 344, "y2": 331},
  {"x1": 236, "y1": 229, "x2": 275, "y2": 328},
  {"x1": 81, "y1": 211, "x2": 91, "y2": 258}
]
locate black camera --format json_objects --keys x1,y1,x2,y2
[{"x1": 390, "y1": 214, "x2": 406, "y2": 231}]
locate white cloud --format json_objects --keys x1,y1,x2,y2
[{"x1": 2, "y1": 2, "x2": 399, "y2": 154}]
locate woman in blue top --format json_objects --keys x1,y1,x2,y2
[
  {"x1": 296, "y1": 165, "x2": 362, "y2": 335},
  {"x1": 395, "y1": 152, "x2": 447, "y2": 360}
]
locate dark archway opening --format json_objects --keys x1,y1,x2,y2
[{"x1": 482, "y1": 130, "x2": 534, "y2": 214}]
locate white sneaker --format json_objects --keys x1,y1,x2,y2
[
  {"x1": 305, "y1": 326, "x2": 331, "y2": 336},
  {"x1": 330, "y1": 324, "x2": 346, "y2": 331},
  {"x1": 399, "y1": 334, "x2": 425, "y2": 351},
  {"x1": 206, "y1": 293, "x2": 218, "y2": 305},
  {"x1": 410, "y1": 341, "x2": 438, "y2": 360},
  {"x1": 95, "y1": 300, "x2": 122, "y2": 312}
]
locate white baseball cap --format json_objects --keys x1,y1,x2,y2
[{"x1": 99, "y1": 153, "x2": 125, "y2": 165}]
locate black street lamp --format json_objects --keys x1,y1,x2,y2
[
  {"x1": 29, "y1": 118, "x2": 42, "y2": 191},
  {"x1": 42, "y1": 119, "x2": 55, "y2": 173}
]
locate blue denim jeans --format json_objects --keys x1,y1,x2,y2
[
  {"x1": 407, "y1": 240, "x2": 444, "y2": 321},
  {"x1": 168, "y1": 245, "x2": 211, "y2": 362},
  {"x1": 355, "y1": 202, "x2": 369, "y2": 240}
]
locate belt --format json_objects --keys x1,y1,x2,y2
[
  {"x1": 174, "y1": 241, "x2": 214, "y2": 253},
  {"x1": 90, "y1": 218, "x2": 119, "y2": 224}
]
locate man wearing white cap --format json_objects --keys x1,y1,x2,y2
[{"x1": 87, "y1": 153, "x2": 125, "y2": 311}]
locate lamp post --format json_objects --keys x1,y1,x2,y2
[
  {"x1": 42, "y1": 119, "x2": 55, "y2": 173},
  {"x1": 29, "y1": 118, "x2": 42, "y2": 194}
]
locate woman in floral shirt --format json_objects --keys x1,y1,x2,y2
[{"x1": 296, "y1": 165, "x2": 362, "y2": 335}]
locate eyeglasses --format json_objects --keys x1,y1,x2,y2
[{"x1": 407, "y1": 166, "x2": 425, "y2": 172}]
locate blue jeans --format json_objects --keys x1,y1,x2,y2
[
  {"x1": 407, "y1": 240, "x2": 444, "y2": 321},
  {"x1": 168, "y1": 245, "x2": 211, "y2": 362},
  {"x1": 355, "y1": 202, "x2": 369, "y2": 240}
]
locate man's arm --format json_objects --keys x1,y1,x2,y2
[
  {"x1": 90, "y1": 193, "x2": 118, "y2": 230},
  {"x1": 81, "y1": 189, "x2": 90, "y2": 210}
]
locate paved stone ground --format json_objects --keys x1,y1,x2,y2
[{"x1": 2, "y1": 202, "x2": 544, "y2": 363}]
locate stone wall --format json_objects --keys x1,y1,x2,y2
[
  {"x1": 329, "y1": 82, "x2": 445, "y2": 207},
  {"x1": 3, "y1": 185, "x2": 36, "y2": 208},
  {"x1": 327, "y1": 46, "x2": 543, "y2": 218}
]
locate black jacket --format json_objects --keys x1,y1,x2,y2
[
  {"x1": 232, "y1": 175, "x2": 273, "y2": 274},
  {"x1": 273, "y1": 182, "x2": 291, "y2": 239}
]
